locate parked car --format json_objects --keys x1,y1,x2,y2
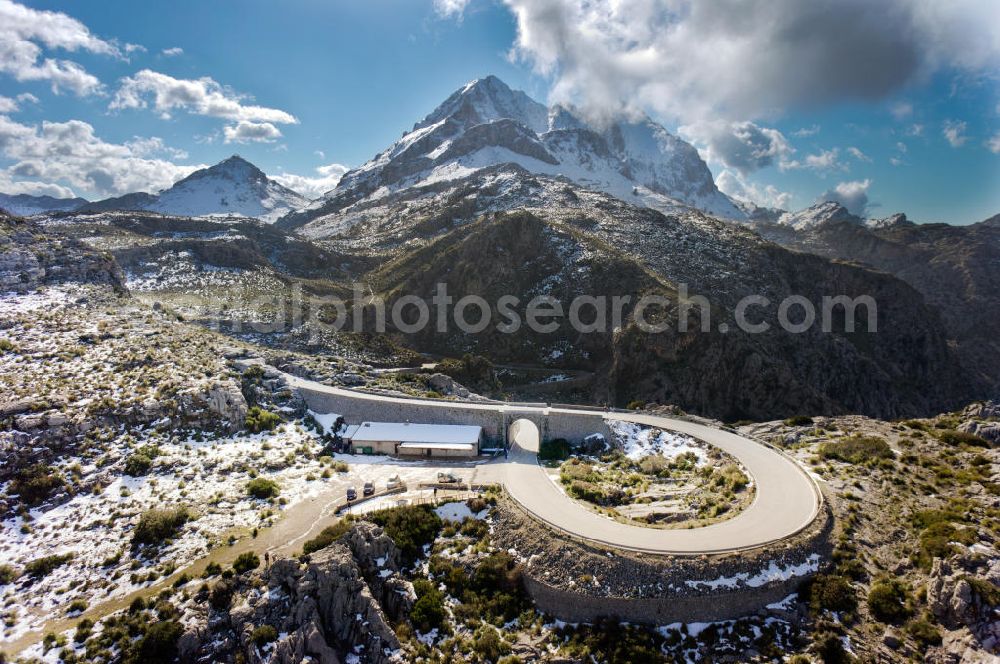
[
  {"x1": 363, "y1": 481, "x2": 375, "y2": 496},
  {"x1": 346, "y1": 487, "x2": 357, "y2": 501},
  {"x1": 437, "y1": 472, "x2": 459, "y2": 484},
  {"x1": 386, "y1": 475, "x2": 402, "y2": 490}
]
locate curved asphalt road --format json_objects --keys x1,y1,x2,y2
[
  {"x1": 278, "y1": 368, "x2": 821, "y2": 555},
  {"x1": 505, "y1": 410, "x2": 820, "y2": 554}
]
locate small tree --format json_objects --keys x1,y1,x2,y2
[{"x1": 232, "y1": 552, "x2": 260, "y2": 574}]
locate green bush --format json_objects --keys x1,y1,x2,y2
[
  {"x1": 232, "y1": 552, "x2": 260, "y2": 574},
  {"x1": 784, "y1": 415, "x2": 814, "y2": 426},
  {"x1": 626, "y1": 400, "x2": 646, "y2": 410},
  {"x1": 124, "y1": 453, "x2": 154, "y2": 476},
  {"x1": 24, "y1": 553, "x2": 73, "y2": 580},
  {"x1": 538, "y1": 438, "x2": 571, "y2": 462},
  {"x1": 818, "y1": 436, "x2": 892, "y2": 464},
  {"x1": 209, "y1": 580, "x2": 234, "y2": 610},
  {"x1": 471, "y1": 625, "x2": 510, "y2": 661},
  {"x1": 251, "y1": 624, "x2": 278, "y2": 646},
  {"x1": 132, "y1": 507, "x2": 189, "y2": 547},
  {"x1": 410, "y1": 578, "x2": 446, "y2": 632},
  {"x1": 551, "y1": 618, "x2": 665, "y2": 664},
  {"x1": 806, "y1": 574, "x2": 856, "y2": 615},
  {"x1": 935, "y1": 429, "x2": 989, "y2": 447},
  {"x1": 368, "y1": 505, "x2": 442, "y2": 565},
  {"x1": 906, "y1": 617, "x2": 942, "y2": 648},
  {"x1": 302, "y1": 520, "x2": 353, "y2": 554},
  {"x1": 638, "y1": 454, "x2": 670, "y2": 476},
  {"x1": 813, "y1": 630, "x2": 851, "y2": 664},
  {"x1": 10, "y1": 463, "x2": 65, "y2": 507},
  {"x1": 430, "y1": 551, "x2": 528, "y2": 626},
  {"x1": 868, "y1": 579, "x2": 913, "y2": 623},
  {"x1": 0, "y1": 564, "x2": 18, "y2": 585},
  {"x1": 916, "y1": 521, "x2": 975, "y2": 570},
  {"x1": 245, "y1": 406, "x2": 282, "y2": 433},
  {"x1": 567, "y1": 479, "x2": 609, "y2": 504},
  {"x1": 130, "y1": 620, "x2": 183, "y2": 664},
  {"x1": 247, "y1": 478, "x2": 280, "y2": 499}
]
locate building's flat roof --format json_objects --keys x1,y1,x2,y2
[
  {"x1": 345, "y1": 421, "x2": 482, "y2": 445},
  {"x1": 398, "y1": 442, "x2": 475, "y2": 451}
]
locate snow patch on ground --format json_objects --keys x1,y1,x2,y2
[
  {"x1": 434, "y1": 501, "x2": 487, "y2": 523},
  {"x1": 608, "y1": 419, "x2": 707, "y2": 463},
  {"x1": 685, "y1": 554, "x2": 820, "y2": 590}
]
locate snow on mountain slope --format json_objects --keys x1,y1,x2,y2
[
  {"x1": 284, "y1": 75, "x2": 743, "y2": 229},
  {"x1": 84, "y1": 156, "x2": 310, "y2": 223},
  {"x1": 776, "y1": 201, "x2": 862, "y2": 231},
  {"x1": 0, "y1": 193, "x2": 88, "y2": 216}
]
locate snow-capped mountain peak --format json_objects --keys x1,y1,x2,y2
[
  {"x1": 777, "y1": 201, "x2": 862, "y2": 231},
  {"x1": 83, "y1": 155, "x2": 310, "y2": 223},
  {"x1": 416, "y1": 75, "x2": 549, "y2": 135},
  {"x1": 297, "y1": 75, "x2": 743, "y2": 224}
]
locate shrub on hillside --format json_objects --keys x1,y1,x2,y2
[
  {"x1": 935, "y1": 429, "x2": 989, "y2": 447},
  {"x1": 818, "y1": 436, "x2": 892, "y2": 464},
  {"x1": 907, "y1": 616, "x2": 942, "y2": 648},
  {"x1": 805, "y1": 573, "x2": 856, "y2": 615},
  {"x1": 129, "y1": 620, "x2": 183, "y2": 664},
  {"x1": 24, "y1": 553, "x2": 73, "y2": 580},
  {"x1": 302, "y1": 519, "x2": 353, "y2": 554},
  {"x1": 868, "y1": 578, "x2": 913, "y2": 623},
  {"x1": 232, "y1": 552, "x2": 260, "y2": 574},
  {"x1": 124, "y1": 453, "x2": 154, "y2": 476},
  {"x1": 132, "y1": 507, "x2": 189, "y2": 547},
  {"x1": 247, "y1": 478, "x2": 280, "y2": 499},
  {"x1": 245, "y1": 406, "x2": 281, "y2": 433},
  {"x1": 0, "y1": 564, "x2": 19, "y2": 585},
  {"x1": 783, "y1": 415, "x2": 814, "y2": 426},
  {"x1": 251, "y1": 624, "x2": 278, "y2": 646},
  {"x1": 367, "y1": 505, "x2": 442, "y2": 565},
  {"x1": 410, "y1": 578, "x2": 446, "y2": 632},
  {"x1": 10, "y1": 463, "x2": 65, "y2": 507}
]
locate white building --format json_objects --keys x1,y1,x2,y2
[{"x1": 342, "y1": 421, "x2": 483, "y2": 458}]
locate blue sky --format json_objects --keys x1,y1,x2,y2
[{"x1": 0, "y1": 0, "x2": 997, "y2": 223}]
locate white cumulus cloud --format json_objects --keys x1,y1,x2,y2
[
  {"x1": 942, "y1": 119, "x2": 968, "y2": 147},
  {"x1": 0, "y1": 114, "x2": 201, "y2": 197},
  {"x1": 987, "y1": 132, "x2": 1000, "y2": 154},
  {"x1": 0, "y1": 0, "x2": 125, "y2": 96},
  {"x1": 110, "y1": 70, "x2": 298, "y2": 142},
  {"x1": 224, "y1": 121, "x2": 283, "y2": 144},
  {"x1": 716, "y1": 169, "x2": 792, "y2": 211},
  {"x1": 271, "y1": 163, "x2": 350, "y2": 199},
  {"x1": 502, "y1": 0, "x2": 1000, "y2": 124},
  {"x1": 434, "y1": 0, "x2": 471, "y2": 18},
  {"x1": 680, "y1": 121, "x2": 795, "y2": 175},
  {"x1": 161, "y1": 47, "x2": 184, "y2": 57},
  {"x1": 819, "y1": 178, "x2": 872, "y2": 215}
]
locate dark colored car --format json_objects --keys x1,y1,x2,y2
[
  {"x1": 363, "y1": 481, "x2": 375, "y2": 496},
  {"x1": 346, "y1": 487, "x2": 357, "y2": 501}
]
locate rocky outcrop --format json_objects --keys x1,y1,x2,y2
[
  {"x1": 427, "y1": 373, "x2": 470, "y2": 398},
  {"x1": 0, "y1": 212, "x2": 124, "y2": 293},
  {"x1": 183, "y1": 523, "x2": 409, "y2": 664},
  {"x1": 926, "y1": 558, "x2": 1000, "y2": 658}
]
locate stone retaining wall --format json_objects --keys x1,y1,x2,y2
[
  {"x1": 523, "y1": 574, "x2": 803, "y2": 624},
  {"x1": 492, "y1": 496, "x2": 833, "y2": 625},
  {"x1": 296, "y1": 384, "x2": 612, "y2": 446}
]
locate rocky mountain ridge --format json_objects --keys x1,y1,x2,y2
[
  {"x1": 81, "y1": 156, "x2": 310, "y2": 223},
  {"x1": 279, "y1": 75, "x2": 742, "y2": 232}
]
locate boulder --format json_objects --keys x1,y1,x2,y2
[{"x1": 205, "y1": 381, "x2": 248, "y2": 432}]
